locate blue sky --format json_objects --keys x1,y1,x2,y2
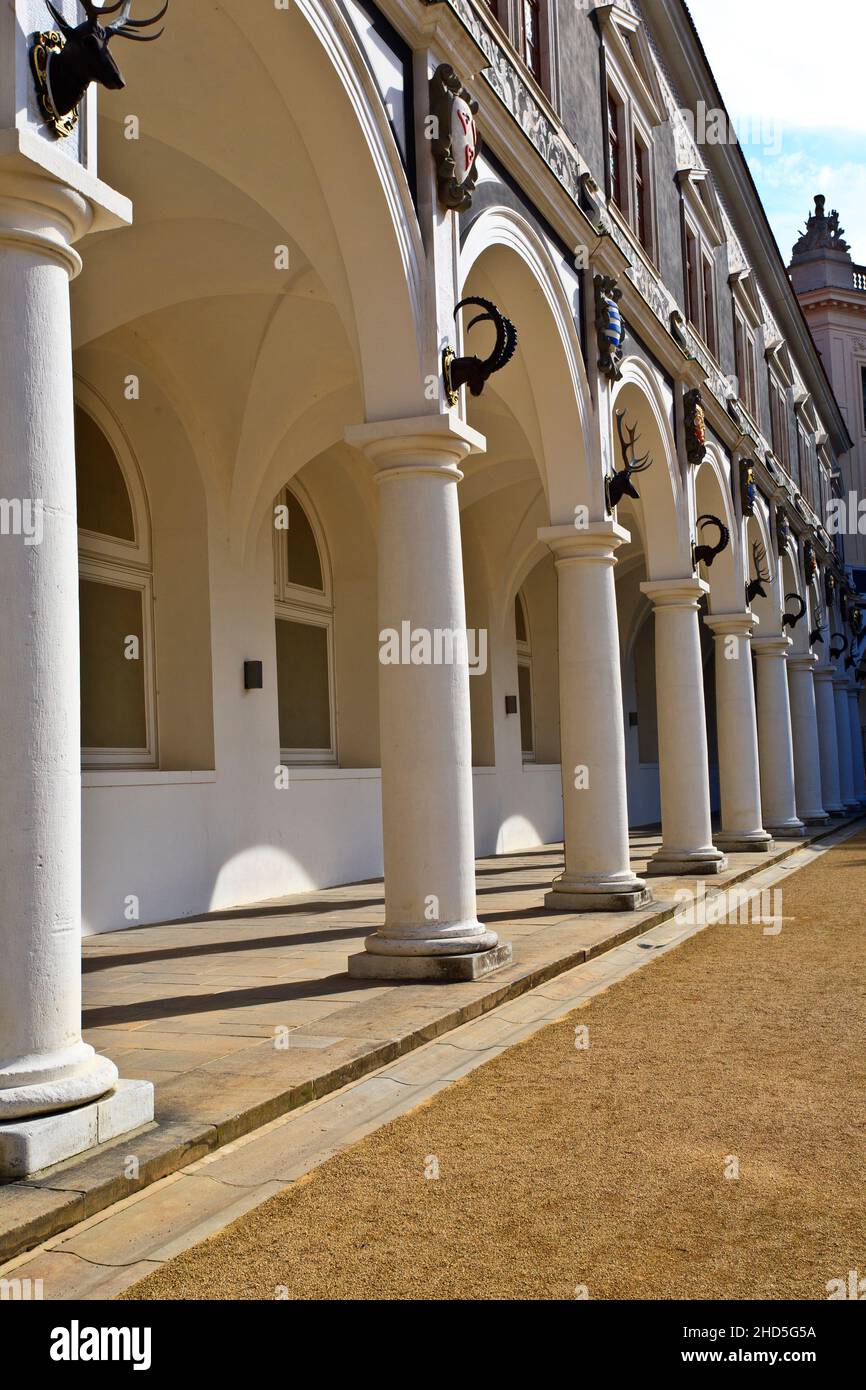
[{"x1": 685, "y1": 0, "x2": 866, "y2": 265}]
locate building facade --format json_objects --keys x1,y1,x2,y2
[{"x1": 0, "y1": 0, "x2": 864, "y2": 1170}]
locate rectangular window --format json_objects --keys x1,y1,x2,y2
[
  {"x1": 685, "y1": 228, "x2": 700, "y2": 331},
  {"x1": 734, "y1": 309, "x2": 757, "y2": 418},
  {"x1": 521, "y1": 0, "x2": 543, "y2": 83},
  {"x1": 634, "y1": 134, "x2": 650, "y2": 252},
  {"x1": 517, "y1": 660, "x2": 534, "y2": 760},
  {"x1": 861, "y1": 364, "x2": 866, "y2": 432},
  {"x1": 275, "y1": 617, "x2": 333, "y2": 757},
  {"x1": 770, "y1": 380, "x2": 790, "y2": 471},
  {"x1": 79, "y1": 577, "x2": 148, "y2": 753},
  {"x1": 607, "y1": 89, "x2": 623, "y2": 209},
  {"x1": 701, "y1": 254, "x2": 716, "y2": 357}
]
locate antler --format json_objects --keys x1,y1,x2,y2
[
  {"x1": 45, "y1": 1, "x2": 74, "y2": 32},
  {"x1": 101, "y1": 0, "x2": 169, "y2": 40},
  {"x1": 829, "y1": 634, "x2": 849, "y2": 661},
  {"x1": 753, "y1": 539, "x2": 769, "y2": 582},
  {"x1": 615, "y1": 412, "x2": 651, "y2": 473},
  {"x1": 454, "y1": 297, "x2": 517, "y2": 375},
  {"x1": 782, "y1": 593, "x2": 806, "y2": 629},
  {"x1": 809, "y1": 603, "x2": 826, "y2": 646},
  {"x1": 693, "y1": 514, "x2": 730, "y2": 570}
]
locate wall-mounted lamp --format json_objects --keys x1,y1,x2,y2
[
  {"x1": 244, "y1": 661, "x2": 263, "y2": 691},
  {"x1": 504, "y1": 695, "x2": 518, "y2": 715}
]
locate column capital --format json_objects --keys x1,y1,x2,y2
[
  {"x1": 788, "y1": 652, "x2": 819, "y2": 671},
  {"x1": 640, "y1": 576, "x2": 708, "y2": 609},
  {"x1": 704, "y1": 610, "x2": 757, "y2": 638},
  {"x1": 832, "y1": 672, "x2": 851, "y2": 690},
  {"x1": 752, "y1": 634, "x2": 792, "y2": 658},
  {"x1": 345, "y1": 411, "x2": 485, "y2": 478},
  {"x1": 538, "y1": 519, "x2": 631, "y2": 563},
  {"x1": 814, "y1": 664, "x2": 836, "y2": 683},
  {"x1": 0, "y1": 132, "x2": 131, "y2": 278}
]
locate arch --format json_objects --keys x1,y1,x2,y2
[
  {"x1": 695, "y1": 445, "x2": 740, "y2": 613},
  {"x1": 83, "y1": 0, "x2": 426, "y2": 418},
  {"x1": 611, "y1": 356, "x2": 691, "y2": 578},
  {"x1": 73, "y1": 379, "x2": 152, "y2": 567},
  {"x1": 458, "y1": 206, "x2": 594, "y2": 523}
]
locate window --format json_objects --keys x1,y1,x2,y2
[
  {"x1": 734, "y1": 308, "x2": 758, "y2": 419},
  {"x1": 273, "y1": 485, "x2": 336, "y2": 764},
  {"x1": 515, "y1": 593, "x2": 535, "y2": 761},
  {"x1": 861, "y1": 364, "x2": 866, "y2": 433},
  {"x1": 634, "y1": 133, "x2": 650, "y2": 251},
  {"x1": 769, "y1": 376, "x2": 791, "y2": 472},
  {"x1": 607, "y1": 87, "x2": 624, "y2": 211},
  {"x1": 75, "y1": 403, "x2": 156, "y2": 768},
  {"x1": 520, "y1": 0, "x2": 543, "y2": 83},
  {"x1": 684, "y1": 224, "x2": 717, "y2": 355}
]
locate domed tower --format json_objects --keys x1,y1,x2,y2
[{"x1": 790, "y1": 196, "x2": 866, "y2": 578}]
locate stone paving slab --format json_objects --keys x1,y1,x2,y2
[{"x1": 0, "y1": 822, "x2": 860, "y2": 1264}]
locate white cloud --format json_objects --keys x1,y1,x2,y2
[{"x1": 686, "y1": 0, "x2": 866, "y2": 134}]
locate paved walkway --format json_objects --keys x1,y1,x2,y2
[
  {"x1": 0, "y1": 824, "x2": 855, "y2": 1266},
  {"x1": 1, "y1": 822, "x2": 860, "y2": 1299}
]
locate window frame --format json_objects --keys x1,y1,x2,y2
[
  {"x1": 74, "y1": 385, "x2": 157, "y2": 771},
  {"x1": 515, "y1": 592, "x2": 535, "y2": 764},
  {"x1": 273, "y1": 482, "x2": 337, "y2": 766}
]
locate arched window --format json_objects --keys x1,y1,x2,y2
[
  {"x1": 75, "y1": 400, "x2": 156, "y2": 768},
  {"x1": 515, "y1": 591, "x2": 535, "y2": 761},
  {"x1": 273, "y1": 485, "x2": 336, "y2": 763}
]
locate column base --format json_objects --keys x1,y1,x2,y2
[
  {"x1": 714, "y1": 831, "x2": 775, "y2": 854},
  {"x1": 647, "y1": 848, "x2": 728, "y2": 876},
  {"x1": 801, "y1": 812, "x2": 830, "y2": 826},
  {"x1": 828, "y1": 807, "x2": 848, "y2": 818},
  {"x1": 763, "y1": 818, "x2": 807, "y2": 836},
  {"x1": 348, "y1": 942, "x2": 512, "y2": 982},
  {"x1": 0, "y1": 1079, "x2": 154, "y2": 1181},
  {"x1": 544, "y1": 873, "x2": 652, "y2": 913},
  {"x1": 842, "y1": 801, "x2": 861, "y2": 814}
]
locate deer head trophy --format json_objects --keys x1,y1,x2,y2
[
  {"x1": 35, "y1": 1, "x2": 168, "y2": 130},
  {"x1": 829, "y1": 634, "x2": 848, "y2": 663},
  {"x1": 781, "y1": 593, "x2": 806, "y2": 630},
  {"x1": 606, "y1": 412, "x2": 652, "y2": 512},
  {"x1": 745, "y1": 539, "x2": 770, "y2": 605},
  {"x1": 444, "y1": 297, "x2": 517, "y2": 402},
  {"x1": 692, "y1": 515, "x2": 730, "y2": 571},
  {"x1": 809, "y1": 604, "x2": 827, "y2": 648}
]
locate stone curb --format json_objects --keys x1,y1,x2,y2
[{"x1": 0, "y1": 814, "x2": 860, "y2": 1264}]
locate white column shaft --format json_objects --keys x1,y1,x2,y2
[
  {"x1": 833, "y1": 678, "x2": 857, "y2": 808},
  {"x1": 344, "y1": 419, "x2": 505, "y2": 979},
  {"x1": 0, "y1": 188, "x2": 117, "y2": 1118},
  {"x1": 753, "y1": 638, "x2": 805, "y2": 835},
  {"x1": 787, "y1": 656, "x2": 829, "y2": 823},
  {"x1": 814, "y1": 668, "x2": 844, "y2": 814},
  {"x1": 847, "y1": 690, "x2": 866, "y2": 803},
  {"x1": 705, "y1": 615, "x2": 771, "y2": 850},
  {"x1": 541, "y1": 524, "x2": 649, "y2": 910},
  {"x1": 641, "y1": 580, "x2": 726, "y2": 874}
]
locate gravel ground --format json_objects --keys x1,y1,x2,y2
[{"x1": 124, "y1": 830, "x2": 866, "y2": 1300}]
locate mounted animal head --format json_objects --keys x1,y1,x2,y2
[
  {"x1": 781, "y1": 593, "x2": 806, "y2": 630},
  {"x1": 692, "y1": 514, "x2": 729, "y2": 571},
  {"x1": 446, "y1": 297, "x2": 517, "y2": 399},
  {"x1": 40, "y1": 1, "x2": 168, "y2": 120},
  {"x1": 809, "y1": 604, "x2": 827, "y2": 648},
  {"x1": 606, "y1": 412, "x2": 652, "y2": 512},
  {"x1": 829, "y1": 634, "x2": 849, "y2": 663},
  {"x1": 745, "y1": 539, "x2": 770, "y2": 605}
]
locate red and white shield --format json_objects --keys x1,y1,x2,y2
[{"x1": 451, "y1": 95, "x2": 478, "y2": 186}]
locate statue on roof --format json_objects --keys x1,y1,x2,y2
[{"x1": 792, "y1": 194, "x2": 850, "y2": 256}]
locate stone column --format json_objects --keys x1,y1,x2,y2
[
  {"x1": 344, "y1": 416, "x2": 509, "y2": 981},
  {"x1": 703, "y1": 613, "x2": 773, "y2": 852},
  {"x1": 752, "y1": 636, "x2": 806, "y2": 836},
  {"x1": 787, "y1": 653, "x2": 829, "y2": 824},
  {"x1": 847, "y1": 686, "x2": 866, "y2": 804},
  {"x1": 814, "y1": 665, "x2": 845, "y2": 815},
  {"x1": 833, "y1": 675, "x2": 858, "y2": 810},
  {"x1": 0, "y1": 161, "x2": 152, "y2": 1176},
  {"x1": 639, "y1": 579, "x2": 727, "y2": 875},
  {"x1": 539, "y1": 522, "x2": 650, "y2": 911}
]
